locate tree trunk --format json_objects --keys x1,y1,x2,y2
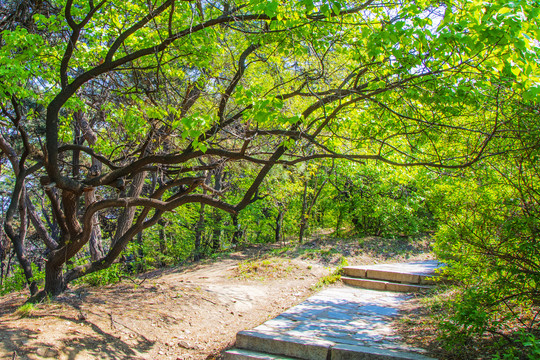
[
  {"x1": 40, "y1": 191, "x2": 60, "y2": 243},
  {"x1": 211, "y1": 167, "x2": 223, "y2": 251},
  {"x1": 111, "y1": 171, "x2": 146, "y2": 248},
  {"x1": 194, "y1": 202, "x2": 206, "y2": 260},
  {"x1": 298, "y1": 220, "x2": 307, "y2": 244},
  {"x1": 13, "y1": 241, "x2": 37, "y2": 294},
  {"x1": 44, "y1": 260, "x2": 64, "y2": 296},
  {"x1": 299, "y1": 171, "x2": 328, "y2": 243},
  {"x1": 275, "y1": 209, "x2": 283, "y2": 243},
  {"x1": 0, "y1": 205, "x2": 6, "y2": 287},
  {"x1": 5, "y1": 183, "x2": 37, "y2": 295},
  {"x1": 0, "y1": 135, "x2": 37, "y2": 294},
  {"x1": 159, "y1": 223, "x2": 167, "y2": 254},
  {"x1": 85, "y1": 189, "x2": 104, "y2": 260},
  {"x1": 5, "y1": 251, "x2": 15, "y2": 281},
  {"x1": 25, "y1": 195, "x2": 59, "y2": 250},
  {"x1": 299, "y1": 178, "x2": 309, "y2": 243},
  {"x1": 0, "y1": 243, "x2": 5, "y2": 287},
  {"x1": 136, "y1": 231, "x2": 144, "y2": 259},
  {"x1": 76, "y1": 110, "x2": 105, "y2": 257},
  {"x1": 211, "y1": 212, "x2": 222, "y2": 252},
  {"x1": 231, "y1": 214, "x2": 242, "y2": 246}
]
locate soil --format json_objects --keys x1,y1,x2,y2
[{"x1": 0, "y1": 235, "x2": 434, "y2": 360}]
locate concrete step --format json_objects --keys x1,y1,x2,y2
[
  {"x1": 341, "y1": 277, "x2": 433, "y2": 293},
  {"x1": 226, "y1": 344, "x2": 437, "y2": 360},
  {"x1": 229, "y1": 285, "x2": 439, "y2": 360},
  {"x1": 342, "y1": 261, "x2": 443, "y2": 285},
  {"x1": 236, "y1": 330, "x2": 333, "y2": 360},
  {"x1": 343, "y1": 266, "x2": 435, "y2": 285},
  {"x1": 331, "y1": 344, "x2": 436, "y2": 360},
  {"x1": 224, "y1": 348, "x2": 300, "y2": 360},
  {"x1": 342, "y1": 268, "x2": 434, "y2": 285}
]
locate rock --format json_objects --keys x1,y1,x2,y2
[
  {"x1": 36, "y1": 347, "x2": 58, "y2": 358},
  {"x1": 178, "y1": 340, "x2": 192, "y2": 349}
]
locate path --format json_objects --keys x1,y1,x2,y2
[{"x1": 225, "y1": 260, "x2": 443, "y2": 360}]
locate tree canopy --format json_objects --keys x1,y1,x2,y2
[{"x1": 0, "y1": 0, "x2": 538, "y2": 300}]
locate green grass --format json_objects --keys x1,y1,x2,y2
[
  {"x1": 16, "y1": 303, "x2": 36, "y2": 318},
  {"x1": 311, "y1": 271, "x2": 342, "y2": 291},
  {"x1": 236, "y1": 258, "x2": 297, "y2": 280},
  {"x1": 310, "y1": 256, "x2": 348, "y2": 290}
]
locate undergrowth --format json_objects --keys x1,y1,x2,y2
[
  {"x1": 310, "y1": 256, "x2": 347, "y2": 291},
  {"x1": 236, "y1": 257, "x2": 298, "y2": 280},
  {"x1": 401, "y1": 285, "x2": 540, "y2": 360},
  {"x1": 16, "y1": 303, "x2": 36, "y2": 318}
]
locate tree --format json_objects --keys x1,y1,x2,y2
[
  {"x1": 429, "y1": 97, "x2": 540, "y2": 350},
  {"x1": 0, "y1": 0, "x2": 537, "y2": 298}
]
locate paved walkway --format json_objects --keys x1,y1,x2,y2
[
  {"x1": 254, "y1": 286, "x2": 421, "y2": 352},
  {"x1": 227, "y1": 260, "x2": 443, "y2": 359},
  {"x1": 353, "y1": 261, "x2": 443, "y2": 279}
]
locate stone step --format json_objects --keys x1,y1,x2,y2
[
  {"x1": 224, "y1": 348, "x2": 300, "y2": 360},
  {"x1": 341, "y1": 277, "x2": 433, "y2": 293},
  {"x1": 235, "y1": 330, "x2": 333, "y2": 360},
  {"x1": 331, "y1": 344, "x2": 437, "y2": 360},
  {"x1": 342, "y1": 268, "x2": 434, "y2": 285},
  {"x1": 342, "y1": 261, "x2": 443, "y2": 285},
  {"x1": 225, "y1": 345, "x2": 437, "y2": 360}
]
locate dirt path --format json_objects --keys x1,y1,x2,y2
[{"x1": 0, "y1": 237, "x2": 433, "y2": 360}]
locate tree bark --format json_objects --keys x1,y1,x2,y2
[
  {"x1": 14, "y1": 197, "x2": 37, "y2": 295},
  {"x1": 275, "y1": 209, "x2": 283, "y2": 243},
  {"x1": 194, "y1": 202, "x2": 206, "y2": 260},
  {"x1": 211, "y1": 210, "x2": 223, "y2": 251},
  {"x1": 211, "y1": 168, "x2": 223, "y2": 251},
  {"x1": 158, "y1": 219, "x2": 167, "y2": 255},
  {"x1": 85, "y1": 189, "x2": 104, "y2": 260},
  {"x1": 44, "y1": 260, "x2": 64, "y2": 296},
  {"x1": 111, "y1": 171, "x2": 147, "y2": 248},
  {"x1": 231, "y1": 214, "x2": 242, "y2": 246},
  {"x1": 77, "y1": 110, "x2": 104, "y2": 260},
  {"x1": 299, "y1": 179, "x2": 309, "y2": 243},
  {"x1": 25, "y1": 195, "x2": 58, "y2": 250},
  {"x1": 0, "y1": 134, "x2": 37, "y2": 294},
  {"x1": 4, "y1": 174, "x2": 37, "y2": 295}
]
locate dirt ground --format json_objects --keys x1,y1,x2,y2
[{"x1": 0, "y1": 236, "x2": 434, "y2": 360}]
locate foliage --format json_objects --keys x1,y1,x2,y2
[
  {"x1": 0, "y1": 0, "x2": 537, "y2": 303},
  {"x1": 73, "y1": 263, "x2": 126, "y2": 287},
  {"x1": 0, "y1": 262, "x2": 45, "y2": 296},
  {"x1": 322, "y1": 162, "x2": 434, "y2": 237},
  {"x1": 431, "y1": 102, "x2": 540, "y2": 354},
  {"x1": 493, "y1": 331, "x2": 540, "y2": 360},
  {"x1": 0, "y1": 265, "x2": 29, "y2": 295}
]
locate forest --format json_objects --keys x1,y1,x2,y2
[{"x1": 0, "y1": 0, "x2": 538, "y2": 358}]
